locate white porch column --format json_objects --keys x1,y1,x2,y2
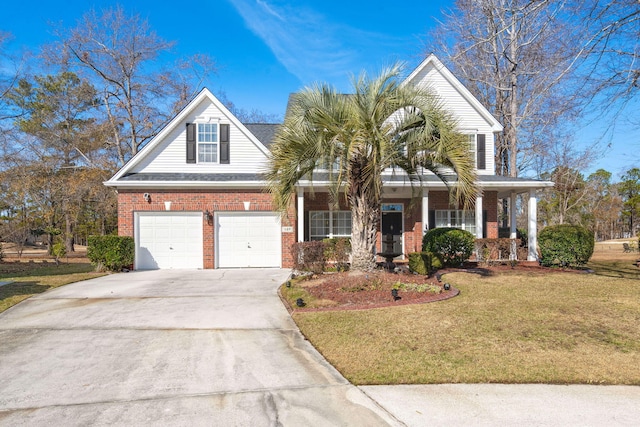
[
  {"x1": 475, "y1": 195, "x2": 483, "y2": 239},
  {"x1": 297, "y1": 187, "x2": 304, "y2": 242},
  {"x1": 510, "y1": 192, "x2": 517, "y2": 239},
  {"x1": 421, "y1": 191, "x2": 429, "y2": 233},
  {"x1": 528, "y1": 189, "x2": 538, "y2": 261},
  {"x1": 510, "y1": 191, "x2": 518, "y2": 261}
]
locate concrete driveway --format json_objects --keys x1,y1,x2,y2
[{"x1": 0, "y1": 269, "x2": 399, "y2": 426}]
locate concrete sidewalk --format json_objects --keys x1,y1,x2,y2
[
  {"x1": 0, "y1": 269, "x2": 399, "y2": 426},
  {"x1": 362, "y1": 384, "x2": 640, "y2": 426}
]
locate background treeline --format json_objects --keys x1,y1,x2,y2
[{"x1": 1, "y1": 1, "x2": 638, "y2": 255}]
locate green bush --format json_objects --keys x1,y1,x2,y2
[
  {"x1": 87, "y1": 235, "x2": 135, "y2": 272},
  {"x1": 408, "y1": 251, "x2": 442, "y2": 275},
  {"x1": 538, "y1": 224, "x2": 594, "y2": 267},
  {"x1": 422, "y1": 227, "x2": 475, "y2": 267},
  {"x1": 51, "y1": 241, "x2": 66, "y2": 264}
]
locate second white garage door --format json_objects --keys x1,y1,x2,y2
[{"x1": 216, "y1": 213, "x2": 281, "y2": 268}]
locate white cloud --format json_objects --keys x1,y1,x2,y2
[{"x1": 227, "y1": 0, "x2": 407, "y2": 88}]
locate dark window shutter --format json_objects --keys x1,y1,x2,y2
[
  {"x1": 304, "y1": 211, "x2": 309, "y2": 241},
  {"x1": 220, "y1": 124, "x2": 230, "y2": 164},
  {"x1": 428, "y1": 210, "x2": 436, "y2": 231},
  {"x1": 483, "y1": 210, "x2": 487, "y2": 238},
  {"x1": 477, "y1": 134, "x2": 486, "y2": 170},
  {"x1": 186, "y1": 123, "x2": 196, "y2": 164}
]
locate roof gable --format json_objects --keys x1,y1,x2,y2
[
  {"x1": 403, "y1": 54, "x2": 503, "y2": 132},
  {"x1": 107, "y1": 88, "x2": 273, "y2": 183}
]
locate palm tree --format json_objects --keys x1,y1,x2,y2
[{"x1": 267, "y1": 64, "x2": 478, "y2": 271}]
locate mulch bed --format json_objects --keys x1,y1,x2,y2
[{"x1": 287, "y1": 270, "x2": 459, "y2": 312}]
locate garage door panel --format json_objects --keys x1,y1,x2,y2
[
  {"x1": 216, "y1": 213, "x2": 281, "y2": 268},
  {"x1": 136, "y1": 212, "x2": 203, "y2": 270}
]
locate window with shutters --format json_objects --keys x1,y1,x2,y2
[
  {"x1": 198, "y1": 123, "x2": 218, "y2": 163},
  {"x1": 467, "y1": 133, "x2": 486, "y2": 171}
]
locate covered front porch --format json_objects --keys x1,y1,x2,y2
[{"x1": 293, "y1": 175, "x2": 553, "y2": 262}]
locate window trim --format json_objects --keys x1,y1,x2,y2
[
  {"x1": 435, "y1": 209, "x2": 476, "y2": 234},
  {"x1": 309, "y1": 210, "x2": 352, "y2": 240},
  {"x1": 196, "y1": 121, "x2": 219, "y2": 164}
]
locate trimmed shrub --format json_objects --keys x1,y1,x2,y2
[
  {"x1": 538, "y1": 224, "x2": 594, "y2": 267},
  {"x1": 408, "y1": 251, "x2": 443, "y2": 275},
  {"x1": 87, "y1": 235, "x2": 135, "y2": 272},
  {"x1": 323, "y1": 237, "x2": 351, "y2": 271},
  {"x1": 422, "y1": 227, "x2": 475, "y2": 267},
  {"x1": 291, "y1": 241, "x2": 326, "y2": 274}
]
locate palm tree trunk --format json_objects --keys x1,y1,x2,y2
[{"x1": 349, "y1": 190, "x2": 379, "y2": 271}]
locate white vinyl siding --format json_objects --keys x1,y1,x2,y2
[
  {"x1": 310, "y1": 211, "x2": 352, "y2": 240},
  {"x1": 131, "y1": 99, "x2": 269, "y2": 174},
  {"x1": 410, "y1": 63, "x2": 495, "y2": 175},
  {"x1": 435, "y1": 210, "x2": 476, "y2": 235}
]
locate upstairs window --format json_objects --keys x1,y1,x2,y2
[
  {"x1": 466, "y1": 133, "x2": 486, "y2": 170},
  {"x1": 198, "y1": 123, "x2": 218, "y2": 163}
]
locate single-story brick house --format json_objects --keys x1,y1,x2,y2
[{"x1": 105, "y1": 54, "x2": 552, "y2": 269}]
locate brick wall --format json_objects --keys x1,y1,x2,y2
[{"x1": 117, "y1": 189, "x2": 295, "y2": 269}]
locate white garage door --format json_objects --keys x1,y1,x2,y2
[
  {"x1": 136, "y1": 212, "x2": 203, "y2": 269},
  {"x1": 216, "y1": 213, "x2": 281, "y2": 268}
]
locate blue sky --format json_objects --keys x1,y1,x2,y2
[{"x1": 1, "y1": 0, "x2": 637, "y2": 177}]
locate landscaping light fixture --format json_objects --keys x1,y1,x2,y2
[
  {"x1": 443, "y1": 283, "x2": 451, "y2": 291},
  {"x1": 296, "y1": 298, "x2": 305, "y2": 307},
  {"x1": 391, "y1": 289, "x2": 400, "y2": 301},
  {"x1": 286, "y1": 281, "x2": 291, "y2": 288}
]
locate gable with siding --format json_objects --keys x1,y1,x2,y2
[
  {"x1": 404, "y1": 55, "x2": 502, "y2": 176},
  {"x1": 111, "y1": 89, "x2": 272, "y2": 181}
]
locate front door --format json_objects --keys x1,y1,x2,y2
[{"x1": 381, "y1": 204, "x2": 403, "y2": 255}]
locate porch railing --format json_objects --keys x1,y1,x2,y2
[{"x1": 474, "y1": 238, "x2": 527, "y2": 263}]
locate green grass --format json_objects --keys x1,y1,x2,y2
[
  {"x1": 0, "y1": 262, "x2": 107, "y2": 313},
  {"x1": 292, "y1": 262, "x2": 640, "y2": 385}
]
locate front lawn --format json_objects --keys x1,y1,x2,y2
[
  {"x1": 0, "y1": 261, "x2": 107, "y2": 313},
  {"x1": 291, "y1": 258, "x2": 640, "y2": 385}
]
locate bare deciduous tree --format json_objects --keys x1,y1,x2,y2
[
  {"x1": 431, "y1": 0, "x2": 585, "y2": 177},
  {"x1": 47, "y1": 6, "x2": 215, "y2": 165}
]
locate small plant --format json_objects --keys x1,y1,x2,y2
[
  {"x1": 392, "y1": 281, "x2": 442, "y2": 294},
  {"x1": 408, "y1": 251, "x2": 442, "y2": 275},
  {"x1": 51, "y1": 241, "x2": 66, "y2": 265}
]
